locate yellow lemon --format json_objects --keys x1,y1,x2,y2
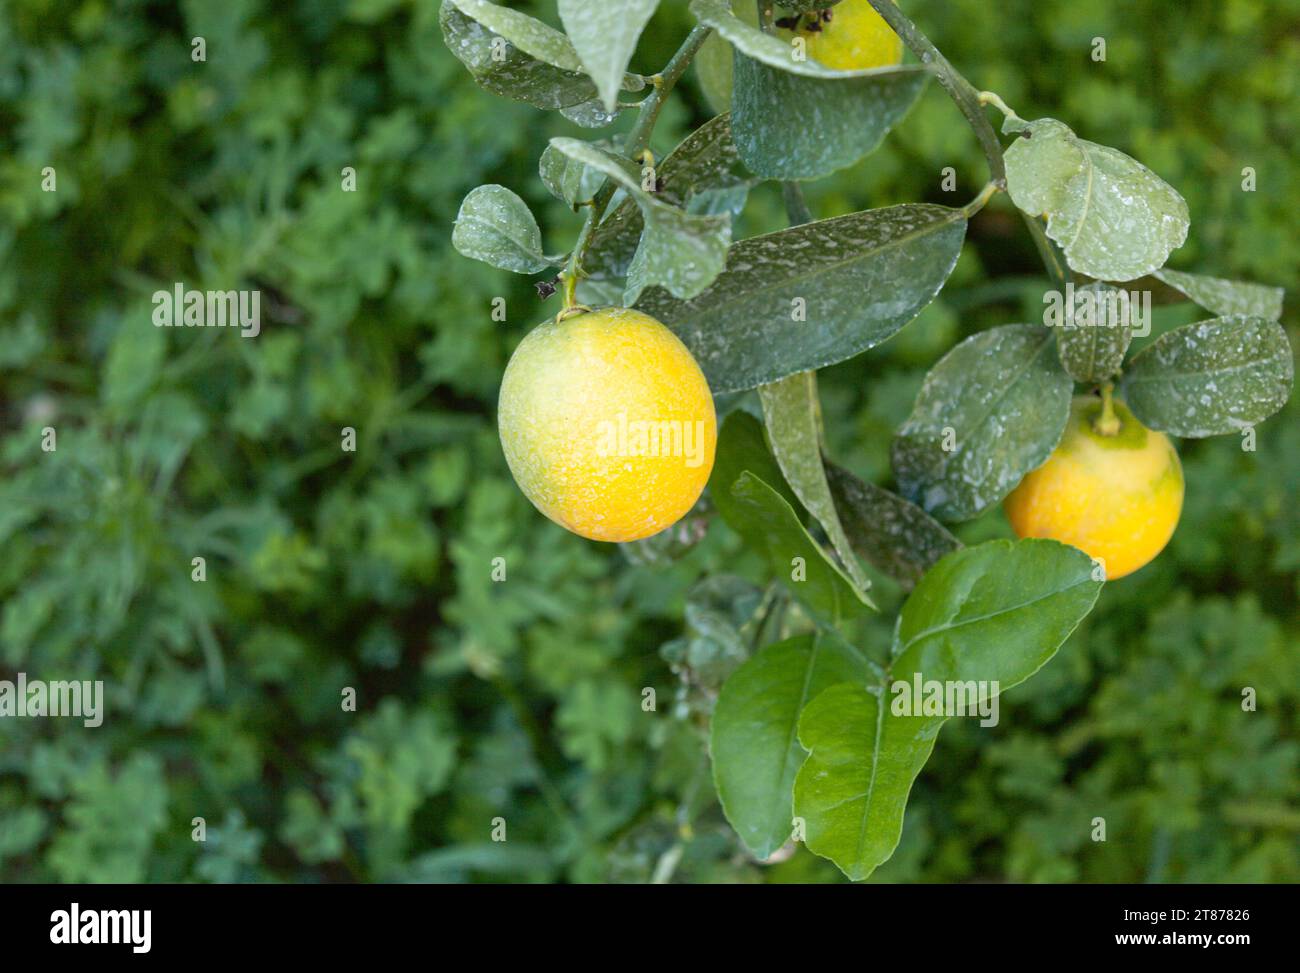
[
  {"x1": 498, "y1": 307, "x2": 717, "y2": 542},
  {"x1": 1004, "y1": 395, "x2": 1183, "y2": 580},
  {"x1": 779, "y1": 0, "x2": 903, "y2": 71}
]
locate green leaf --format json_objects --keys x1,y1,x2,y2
[
  {"x1": 691, "y1": 0, "x2": 926, "y2": 179},
  {"x1": 637, "y1": 204, "x2": 967, "y2": 393},
  {"x1": 759, "y1": 372, "x2": 870, "y2": 592},
  {"x1": 794, "y1": 538, "x2": 1101, "y2": 880},
  {"x1": 451, "y1": 185, "x2": 558, "y2": 274},
  {"x1": 1003, "y1": 118, "x2": 1189, "y2": 281},
  {"x1": 549, "y1": 137, "x2": 730, "y2": 303},
  {"x1": 892, "y1": 324, "x2": 1072, "y2": 522},
  {"x1": 709, "y1": 409, "x2": 802, "y2": 528},
  {"x1": 585, "y1": 113, "x2": 753, "y2": 283},
  {"x1": 450, "y1": 0, "x2": 587, "y2": 73},
  {"x1": 732, "y1": 472, "x2": 876, "y2": 623},
  {"x1": 709, "y1": 412, "x2": 873, "y2": 622},
  {"x1": 539, "y1": 140, "x2": 608, "y2": 209},
  {"x1": 1154, "y1": 268, "x2": 1284, "y2": 321},
  {"x1": 825, "y1": 462, "x2": 961, "y2": 589},
  {"x1": 559, "y1": 99, "x2": 630, "y2": 128},
  {"x1": 733, "y1": 55, "x2": 926, "y2": 180},
  {"x1": 1052, "y1": 281, "x2": 1133, "y2": 383},
  {"x1": 711, "y1": 633, "x2": 867, "y2": 859},
  {"x1": 439, "y1": 1, "x2": 599, "y2": 110},
  {"x1": 558, "y1": 0, "x2": 660, "y2": 113},
  {"x1": 1120, "y1": 315, "x2": 1294, "y2": 437}
]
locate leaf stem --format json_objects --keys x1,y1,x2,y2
[
  {"x1": 1096, "y1": 381, "x2": 1121, "y2": 436},
  {"x1": 559, "y1": 24, "x2": 714, "y2": 303},
  {"x1": 781, "y1": 181, "x2": 814, "y2": 226}
]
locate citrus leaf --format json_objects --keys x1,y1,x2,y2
[
  {"x1": 637, "y1": 204, "x2": 967, "y2": 393},
  {"x1": 710, "y1": 633, "x2": 866, "y2": 860},
  {"x1": 558, "y1": 0, "x2": 660, "y2": 113},
  {"x1": 559, "y1": 99, "x2": 631, "y2": 128},
  {"x1": 1053, "y1": 281, "x2": 1133, "y2": 383},
  {"x1": 793, "y1": 539, "x2": 1101, "y2": 881},
  {"x1": 759, "y1": 372, "x2": 871, "y2": 593},
  {"x1": 1120, "y1": 315, "x2": 1294, "y2": 437},
  {"x1": 690, "y1": 0, "x2": 926, "y2": 179},
  {"x1": 440, "y1": 1, "x2": 599, "y2": 110},
  {"x1": 691, "y1": 0, "x2": 886, "y2": 78},
  {"x1": 709, "y1": 412, "x2": 873, "y2": 622},
  {"x1": 892, "y1": 324, "x2": 1072, "y2": 522},
  {"x1": 539, "y1": 140, "x2": 610, "y2": 209},
  {"x1": 824, "y1": 462, "x2": 961, "y2": 589},
  {"x1": 549, "y1": 138, "x2": 730, "y2": 303},
  {"x1": 451, "y1": 185, "x2": 558, "y2": 273},
  {"x1": 1154, "y1": 268, "x2": 1284, "y2": 321},
  {"x1": 732, "y1": 472, "x2": 876, "y2": 623},
  {"x1": 1003, "y1": 117, "x2": 1189, "y2": 282},
  {"x1": 585, "y1": 113, "x2": 753, "y2": 283},
  {"x1": 732, "y1": 54, "x2": 926, "y2": 180},
  {"x1": 450, "y1": 0, "x2": 587, "y2": 73},
  {"x1": 708, "y1": 409, "x2": 802, "y2": 527}
]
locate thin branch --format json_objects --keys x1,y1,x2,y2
[{"x1": 865, "y1": 0, "x2": 1070, "y2": 290}]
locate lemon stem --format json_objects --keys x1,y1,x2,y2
[{"x1": 1096, "y1": 382, "x2": 1121, "y2": 437}]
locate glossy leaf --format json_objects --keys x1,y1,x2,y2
[
  {"x1": 794, "y1": 539, "x2": 1102, "y2": 880},
  {"x1": 549, "y1": 138, "x2": 730, "y2": 303},
  {"x1": 710, "y1": 633, "x2": 865, "y2": 859},
  {"x1": 451, "y1": 185, "x2": 557, "y2": 273},
  {"x1": 1121, "y1": 315, "x2": 1294, "y2": 437},
  {"x1": 1003, "y1": 117, "x2": 1189, "y2": 282},
  {"x1": 1053, "y1": 281, "x2": 1133, "y2": 383},
  {"x1": 558, "y1": 0, "x2": 660, "y2": 112},
  {"x1": 1154, "y1": 268, "x2": 1284, "y2": 321},
  {"x1": 731, "y1": 472, "x2": 876, "y2": 623},
  {"x1": 759, "y1": 372, "x2": 871, "y2": 592},
  {"x1": 637, "y1": 204, "x2": 967, "y2": 393},
  {"x1": 892, "y1": 324, "x2": 1072, "y2": 522},
  {"x1": 825, "y1": 462, "x2": 961, "y2": 589}
]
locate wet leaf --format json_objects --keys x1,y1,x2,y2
[
  {"x1": 1003, "y1": 117, "x2": 1189, "y2": 282},
  {"x1": 451, "y1": 184, "x2": 558, "y2": 273},
  {"x1": 1121, "y1": 315, "x2": 1294, "y2": 437},
  {"x1": 1154, "y1": 268, "x2": 1283, "y2": 321},
  {"x1": 637, "y1": 204, "x2": 966, "y2": 393},
  {"x1": 558, "y1": 0, "x2": 660, "y2": 113},
  {"x1": 892, "y1": 324, "x2": 1072, "y2": 522},
  {"x1": 825, "y1": 462, "x2": 961, "y2": 589}
]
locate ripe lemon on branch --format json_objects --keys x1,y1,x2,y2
[
  {"x1": 1004, "y1": 394, "x2": 1184, "y2": 580},
  {"x1": 498, "y1": 308, "x2": 717, "y2": 543}
]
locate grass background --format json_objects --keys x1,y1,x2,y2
[{"x1": 1, "y1": 0, "x2": 1296, "y2": 882}]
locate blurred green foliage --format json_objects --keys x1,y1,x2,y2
[{"x1": 1, "y1": 0, "x2": 1296, "y2": 883}]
